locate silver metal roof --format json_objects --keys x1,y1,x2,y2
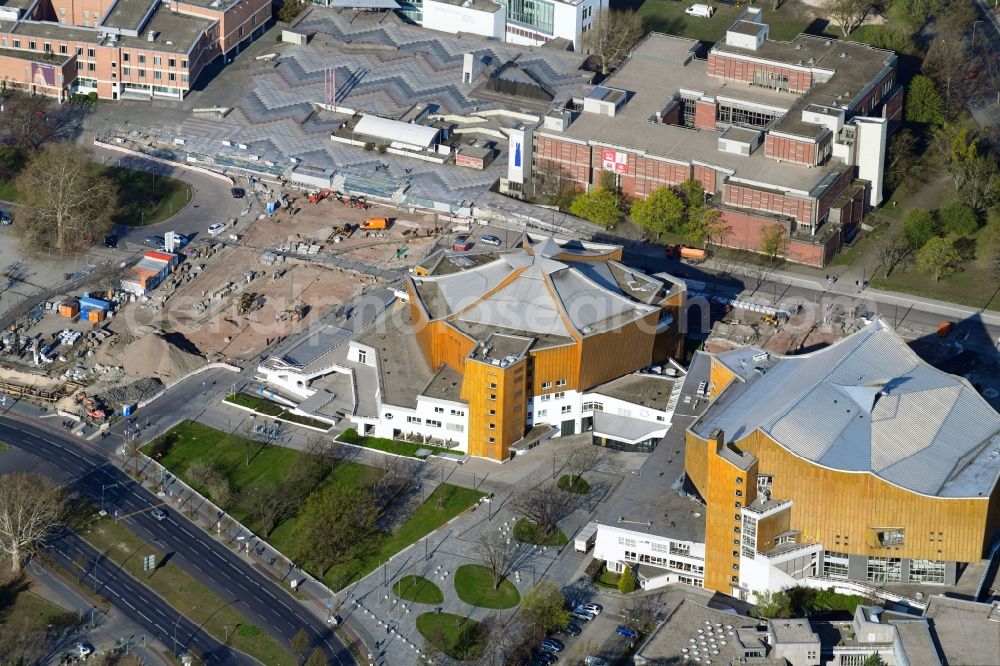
[{"x1": 693, "y1": 320, "x2": 1000, "y2": 498}]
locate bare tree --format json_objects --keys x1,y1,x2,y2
[
  {"x1": 923, "y1": 40, "x2": 969, "y2": 115},
  {"x1": 564, "y1": 445, "x2": 603, "y2": 487},
  {"x1": 508, "y1": 483, "x2": 576, "y2": 538},
  {"x1": 584, "y1": 9, "x2": 644, "y2": 75},
  {"x1": 14, "y1": 143, "x2": 117, "y2": 252},
  {"x1": 823, "y1": 0, "x2": 871, "y2": 37},
  {"x1": 876, "y1": 231, "x2": 909, "y2": 278},
  {"x1": 475, "y1": 530, "x2": 521, "y2": 590},
  {"x1": 239, "y1": 485, "x2": 294, "y2": 537},
  {"x1": 0, "y1": 473, "x2": 63, "y2": 575}
]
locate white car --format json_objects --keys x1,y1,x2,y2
[
  {"x1": 585, "y1": 657, "x2": 607, "y2": 666},
  {"x1": 685, "y1": 3, "x2": 715, "y2": 17},
  {"x1": 75, "y1": 643, "x2": 94, "y2": 658},
  {"x1": 579, "y1": 603, "x2": 603, "y2": 616},
  {"x1": 207, "y1": 222, "x2": 227, "y2": 236}
]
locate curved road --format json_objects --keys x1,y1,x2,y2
[{"x1": 0, "y1": 416, "x2": 354, "y2": 665}]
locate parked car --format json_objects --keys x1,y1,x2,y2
[
  {"x1": 559, "y1": 623, "x2": 582, "y2": 636},
  {"x1": 541, "y1": 638, "x2": 564, "y2": 652},
  {"x1": 104, "y1": 234, "x2": 118, "y2": 248},
  {"x1": 231, "y1": 187, "x2": 246, "y2": 198},
  {"x1": 584, "y1": 658, "x2": 607, "y2": 666},
  {"x1": 534, "y1": 651, "x2": 558, "y2": 665},
  {"x1": 151, "y1": 508, "x2": 168, "y2": 522},
  {"x1": 579, "y1": 603, "x2": 603, "y2": 616},
  {"x1": 0, "y1": 211, "x2": 12, "y2": 225},
  {"x1": 144, "y1": 235, "x2": 165, "y2": 247},
  {"x1": 75, "y1": 643, "x2": 94, "y2": 657},
  {"x1": 481, "y1": 233, "x2": 503, "y2": 246},
  {"x1": 571, "y1": 610, "x2": 595, "y2": 622},
  {"x1": 685, "y1": 3, "x2": 715, "y2": 17},
  {"x1": 207, "y1": 222, "x2": 227, "y2": 236},
  {"x1": 617, "y1": 625, "x2": 638, "y2": 640}
]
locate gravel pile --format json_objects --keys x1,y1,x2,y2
[{"x1": 98, "y1": 377, "x2": 164, "y2": 406}]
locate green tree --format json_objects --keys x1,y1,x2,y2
[
  {"x1": 291, "y1": 628, "x2": 310, "y2": 661},
  {"x1": 937, "y1": 201, "x2": 979, "y2": 235},
  {"x1": 14, "y1": 143, "x2": 117, "y2": 252},
  {"x1": 294, "y1": 484, "x2": 376, "y2": 574},
  {"x1": 630, "y1": 186, "x2": 685, "y2": 235},
  {"x1": 904, "y1": 75, "x2": 945, "y2": 125},
  {"x1": 277, "y1": 0, "x2": 307, "y2": 23},
  {"x1": 823, "y1": 0, "x2": 871, "y2": 36},
  {"x1": 759, "y1": 223, "x2": 789, "y2": 264},
  {"x1": 937, "y1": 0, "x2": 977, "y2": 41},
  {"x1": 521, "y1": 582, "x2": 571, "y2": 631},
  {"x1": 304, "y1": 648, "x2": 327, "y2": 666},
  {"x1": 902, "y1": 208, "x2": 940, "y2": 249},
  {"x1": 861, "y1": 653, "x2": 888, "y2": 666},
  {"x1": 917, "y1": 236, "x2": 962, "y2": 281},
  {"x1": 570, "y1": 189, "x2": 625, "y2": 227},
  {"x1": 599, "y1": 169, "x2": 618, "y2": 193},
  {"x1": 618, "y1": 564, "x2": 636, "y2": 594},
  {"x1": 753, "y1": 589, "x2": 792, "y2": 619}
]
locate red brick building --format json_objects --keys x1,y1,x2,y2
[
  {"x1": 0, "y1": 0, "x2": 270, "y2": 100},
  {"x1": 525, "y1": 8, "x2": 900, "y2": 266}
]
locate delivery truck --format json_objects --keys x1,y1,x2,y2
[{"x1": 361, "y1": 217, "x2": 389, "y2": 230}]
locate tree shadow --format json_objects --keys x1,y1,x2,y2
[{"x1": 0, "y1": 575, "x2": 31, "y2": 622}]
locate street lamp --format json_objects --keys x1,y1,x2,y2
[
  {"x1": 174, "y1": 606, "x2": 196, "y2": 656},
  {"x1": 101, "y1": 483, "x2": 120, "y2": 514}
]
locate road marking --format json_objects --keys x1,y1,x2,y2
[
  {"x1": 123, "y1": 599, "x2": 135, "y2": 610},
  {"x1": 278, "y1": 600, "x2": 292, "y2": 611},
  {"x1": 137, "y1": 611, "x2": 152, "y2": 622},
  {"x1": 262, "y1": 588, "x2": 277, "y2": 600}
]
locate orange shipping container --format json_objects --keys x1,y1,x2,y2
[
  {"x1": 59, "y1": 302, "x2": 79, "y2": 318},
  {"x1": 87, "y1": 309, "x2": 106, "y2": 323}
]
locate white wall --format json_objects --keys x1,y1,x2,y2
[
  {"x1": 422, "y1": 0, "x2": 505, "y2": 40},
  {"x1": 853, "y1": 117, "x2": 887, "y2": 207},
  {"x1": 594, "y1": 523, "x2": 706, "y2": 588},
  {"x1": 502, "y1": 0, "x2": 606, "y2": 50}
]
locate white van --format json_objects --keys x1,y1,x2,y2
[{"x1": 685, "y1": 3, "x2": 715, "y2": 17}]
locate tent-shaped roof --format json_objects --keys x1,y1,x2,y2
[{"x1": 692, "y1": 320, "x2": 1000, "y2": 497}]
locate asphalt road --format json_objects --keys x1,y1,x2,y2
[
  {"x1": 0, "y1": 416, "x2": 355, "y2": 666},
  {"x1": 47, "y1": 530, "x2": 243, "y2": 665}
]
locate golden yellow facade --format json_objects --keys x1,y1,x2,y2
[
  {"x1": 461, "y1": 357, "x2": 527, "y2": 460},
  {"x1": 688, "y1": 427, "x2": 1000, "y2": 593}
]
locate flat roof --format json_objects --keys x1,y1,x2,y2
[
  {"x1": 103, "y1": 0, "x2": 158, "y2": 33},
  {"x1": 356, "y1": 307, "x2": 434, "y2": 410},
  {"x1": 119, "y1": 6, "x2": 213, "y2": 54},
  {"x1": 768, "y1": 618, "x2": 818, "y2": 643},
  {"x1": 427, "y1": 0, "x2": 499, "y2": 11},
  {"x1": 591, "y1": 373, "x2": 677, "y2": 412},
  {"x1": 0, "y1": 0, "x2": 35, "y2": 10},
  {"x1": 729, "y1": 21, "x2": 765, "y2": 36},
  {"x1": 419, "y1": 364, "x2": 465, "y2": 403},
  {"x1": 11, "y1": 21, "x2": 101, "y2": 44},
  {"x1": 636, "y1": 598, "x2": 764, "y2": 665},
  {"x1": 923, "y1": 597, "x2": 1000, "y2": 666},
  {"x1": 0, "y1": 46, "x2": 68, "y2": 65},
  {"x1": 354, "y1": 115, "x2": 439, "y2": 148},
  {"x1": 552, "y1": 33, "x2": 833, "y2": 194}
]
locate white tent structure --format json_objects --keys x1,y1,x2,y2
[{"x1": 353, "y1": 115, "x2": 441, "y2": 152}]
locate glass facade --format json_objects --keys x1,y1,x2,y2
[
  {"x1": 866, "y1": 556, "x2": 902, "y2": 583},
  {"x1": 823, "y1": 550, "x2": 849, "y2": 580},
  {"x1": 500, "y1": 0, "x2": 554, "y2": 35},
  {"x1": 909, "y1": 559, "x2": 945, "y2": 583}
]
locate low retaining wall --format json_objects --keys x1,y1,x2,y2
[
  {"x1": 136, "y1": 363, "x2": 240, "y2": 409},
  {"x1": 93, "y1": 139, "x2": 235, "y2": 185}
]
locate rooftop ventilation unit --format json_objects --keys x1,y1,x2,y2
[{"x1": 147, "y1": 30, "x2": 156, "y2": 42}]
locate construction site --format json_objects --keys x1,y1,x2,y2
[{"x1": 0, "y1": 183, "x2": 458, "y2": 430}]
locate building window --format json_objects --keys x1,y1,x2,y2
[
  {"x1": 168, "y1": 58, "x2": 176, "y2": 68},
  {"x1": 446, "y1": 423, "x2": 464, "y2": 432},
  {"x1": 488, "y1": 437, "x2": 495, "y2": 444},
  {"x1": 76, "y1": 62, "x2": 82, "y2": 71},
  {"x1": 87, "y1": 48, "x2": 95, "y2": 58},
  {"x1": 123, "y1": 53, "x2": 130, "y2": 62},
  {"x1": 717, "y1": 103, "x2": 777, "y2": 129},
  {"x1": 450, "y1": 409, "x2": 464, "y2": 416},
  {"x1": 407, "y1": 416, "x2": 422, "y2": 424},
  {"x1": 59, "y1": 44, "x2": 67, "y2": 54},
  {"x1": 154, "y1": 71, "x2": 161, "y2": 80},
  {"x1": 499, "y1": 0, "x2": 555, "y2": 35},
  {"x1": 540, "y1": 395, "x2": 550, "y2": 402},
  {"x1": 111, "y1": 62, "x2": 116, "y2": 68},
  {"x1": 823, "y1": 551, "x2": 849, "y2": 580},
  {"x1": 434, "y1": 407, "x2": 444, "y2": 414},
  {"x1": 138, "y1": 54, "x2": 146, "y2": 64},
  {"x1": 138, "y1": 69, "x2": 146, "y2": 78},
  {"x1": 28, "y1": 41, "x2": 35, "y2": 51},
  {"x1": 13, "y1": 40, "x2": 20, "y2": 48},
  {"x1": 875, "y1": 528, "x2": 905, "y2": 548},
  {"x1": 560, "y1": 405, "x2": 571, "y2": 414},
  {"x1": 866, "y1": 556, "x2": 902, "y2": 583},
  {"x1": 537, "y1": 409, "x2": 547, "y2": 418},
  {"x1": 181, "y1": 74, "x2": 189, "y2": 83},
  {"x1": 153, "y1": 56, "x2": 161, "y2": 66},
  {"x1": 87, "y1": 63, "x2": 96, "y2": 71},
  {"x1": 489, "y1": 423, "x2": 496, "y2": 430},
  {"x1": 357, "y1": 349, "x2": 367, "y2": 364},
  {"x1": 426, "y1": 419, "x2": 441, "y2": 428},
  {"x1": 752, "y1": 70, "x2": 790, "y2": 92},
  {"x1": 83, "y1": 10, "x2": 89, "y2": 18},
  {"x1": 582, "y1": 401, "x2": 603, "y2": 412},
  {"x1": 123, "y1": 67, "x2": 130, "y2": 76},
  {"x1": 60, "y1": 6, "x2": 65, "y2": 13},
  {"x1": 489, "y1": 394, "x2": 496, "y2": 401},
  {"x1": 541, "y1": 381, "x2": 551, "y2": 390},
  {"x1": 43, "y1": 43, "x2": 51, "y2": 53},
  {"x1": 556, "y1": 379, "x2": 566, "y2": 387},
  {"x1": 239, "y1": 26, "x2": 244, "y2": 37},
  {"x1": 488, "y1": 409, "x2": 496, "y2": 416},
  {"x1": 554, "y1": 391, "x2": 565, "y2": 399},
  {"x1": 909, "y1": 559, "x2": 945, "y2": 584},
  {"x1": 181, "y1": 59, "x2": 188, "y2": 68},
  {"x1": 488, "y1": 382, "x2": 497, "y2": 389},
  {"x1": 741, "y1": 515, "x2": 757, "y2": 558}
]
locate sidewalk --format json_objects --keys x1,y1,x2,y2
[{"x1": 26, "y1": 559, "x2": 170, "y2": 665}]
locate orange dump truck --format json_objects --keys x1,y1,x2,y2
[
  {"x1": 665, "y1": 244, "x2": 709, "y2": 261},
  {"x1": 361, "y1": 217, "x2": 389, "y2": 230}
]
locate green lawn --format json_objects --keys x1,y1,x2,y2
[
  {"x1": 454, "y1": 564, "x2": 521, "y2": 609},
  {"x1": 338, "y1": 428, "x2": 457, "y2": 459},
  {"x1": 107, "y1": 166, "x2": 192, "y2": 227},
  {"x1": 871, "y1": 264, "x2": 1000, "y2": 312},
  {"x1": 630, "y1": 1, "x2": 812, "y2": 43},
  {"x1": 147, "y1": 421, "x2": 484, "y2": 591},
  {"x1": 224, "y1": 393, "x2": 333, "y2": 430},
  {"x1": 513, "y1": 518, "x2": 569, "y2": 547},
  {"x1": 323, "y1": 483, "x2": 485, "y2": 590},
  {"x1": 596, "y1": 566, "x2": 622, "y2": 589},
  {"x1": 79, "y1": 514, "x2": 296, "y2": 666},
  {"x1": 416, "y1": 612, "x2": 489, "y2": 661},
  {"x1": 392, "y1": 575, "x2": 444, "y2": 604},
  {"x1": 557, "y1": 474, "x2": 590, "y2": 494}
]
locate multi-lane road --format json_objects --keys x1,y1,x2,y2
[{"x1": 0, "y1": 416, "x2": 354, "y2": 665}]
